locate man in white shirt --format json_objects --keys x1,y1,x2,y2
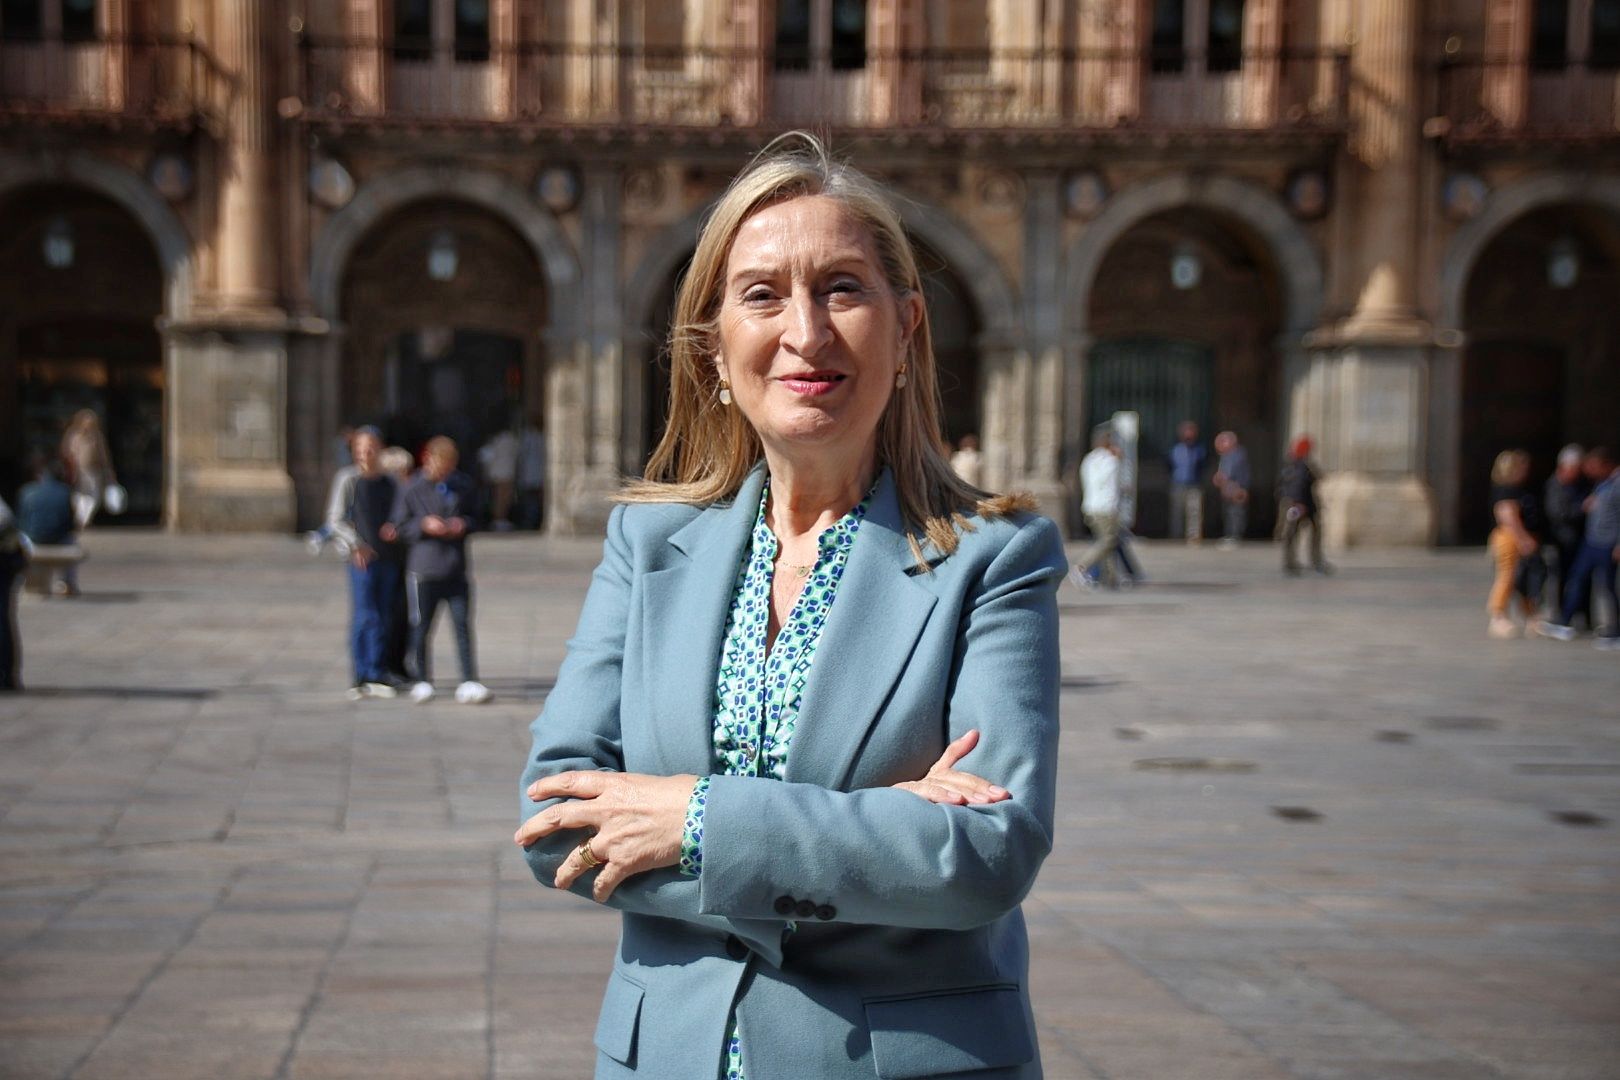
[{"x1": 1073, "y1": 428, "x2": 1124, "y2": 588}]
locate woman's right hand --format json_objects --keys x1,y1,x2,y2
[{"x1": 892, "y1": 729, "x2": 1010, "y2": 806}]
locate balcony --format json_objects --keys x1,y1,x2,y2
[
  {"x1": 295, "y1": 39, "x2": 1350, "y2": 141},
  {"x1": 1435, "y1": 56, "x2": 1620, "y2": 145},
  {"x1": 0, "y1": 33, "x2": 232, "y2": 135}
]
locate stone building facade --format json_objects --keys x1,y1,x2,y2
[{"x1": 2, "y1": 0, "x2": 1617, "y2": 544}]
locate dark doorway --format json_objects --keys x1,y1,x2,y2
[
  {"x1": 1087, "y1": 336, "x2": 1215, "y2": 538},
  {"x1": 1458, "y1": 341, "x2": 1566, "y2": 543}
]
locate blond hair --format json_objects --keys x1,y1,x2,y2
[
  {"x1": 621, "y1": 131, "x2": 1032, "y2": 559},
  {"x1": 1491, "y1": 449, "x2": 1530, "y2": 486}
]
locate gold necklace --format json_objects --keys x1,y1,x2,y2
[{"x1": 775, "y1": 551, "x2": 815, "y2": 577}]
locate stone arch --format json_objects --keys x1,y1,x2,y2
[
  {"x1": 1064, "y1": 172, "x2": 1324, "y2": 339},
  {"x1": 1438, "y1": 172, "x2": 1620, "y2": 335},
  {"x1": 894, "y1": 196, "x2": 1021, "y2": 347},
  {"x1": 0, "y1": 150, "x2": 195, "y2": 319},
  {"x1": 309, "y1": 165, "x2": 582, "y2": 336}
]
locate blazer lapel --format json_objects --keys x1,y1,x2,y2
[
  {"x1": 786, "y1": 469, "x2": 938, "y2": 790},
  {"x1": 638, "y1": 466, "x2": 766, "y2": 776}
]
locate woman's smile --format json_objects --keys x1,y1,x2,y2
[{"x1": 777, "y1": 370, "x2": 848, "y2": 397}]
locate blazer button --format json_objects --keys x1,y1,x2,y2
[
  {"x1": 773, "y1": 895, "x2": 796, "y2": 916},
  {"x1": 815, "y1": 904, "x2": 836, "y2": 921},
  {"x1": 725, "y1": 935, "x2": 749, "y2": 961},
  {"x1": 794, "y1": 899, "x2": 817, "y2": 919}
]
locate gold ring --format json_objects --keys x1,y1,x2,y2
[{"x1": 577, "y1": 838, "x2": 603, "y2": 868}]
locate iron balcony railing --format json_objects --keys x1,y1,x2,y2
[
  {"x1": 1435, "y1": 55, "x2": 1620, "y2": 141},
  {"x1": 295, "y1": 39, "x2": 1350, "y2": 133},
  {"x1": 0, "y1": 33, "x2": 233, "y2": 133}
]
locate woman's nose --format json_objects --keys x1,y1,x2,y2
[{"x1": 780, "y1": 291, "x2": 832, "y2": 357}]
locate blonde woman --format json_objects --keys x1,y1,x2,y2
[
  {"x1": 515, "y1": 134, "x2": 1063, "y2": 1078},
  {"x1": 1486, "y1": 449, "x2": 1546, "y2": 638}
]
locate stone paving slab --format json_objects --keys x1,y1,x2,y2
[{"x1": 1, "y1": 530, "x2": 1617, "y2": 1079}]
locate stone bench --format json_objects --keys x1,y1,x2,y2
[{"x1": 22, "y1": 543, "x2": 86, "y2": 596}]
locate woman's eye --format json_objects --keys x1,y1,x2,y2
[
  {"x1": 742, "y1": 289, "x2": 775, "y2": 304},
  {"x1": 828, "y1": 281, "x2": 862, "y2": 296}
]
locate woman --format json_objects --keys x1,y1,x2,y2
[
  {"x1": 60, "y1": 409, "x2": 117, "y2": 529},
  {"x1": 515, "y1": 133, "x2": 1064, "y2": 1079},
  {"x1": 1486, "y1": 449, "x2": 1545, "y2": 638}
]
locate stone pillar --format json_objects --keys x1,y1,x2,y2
[
  {"x1": 549, "y1": 164, "x2": 624, "y2": 536},
  {"x1": 165, "y1": 0, "x2": 297, "y2": 531},
  {"x1": 1019, "y1": 171, "x2": 1068, "y2": 527},
  {"x1": 1300, "y1": 0, "x2": 1436, "y2": 547}
]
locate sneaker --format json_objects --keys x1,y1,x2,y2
[
  {"x1": 1595, "y1": 636, "x2": 1620, "y2": 652},
  {"x1": 455, "y1": 680, "x2": 492, "y2": 705},
  {"x1": 363, "y1": 680, "x2": 397, "y2": 699},
  {"x1": 345, "y1": 683, "x2": 365, "y2": 701},
  {"x1": 1067, "y1": 566, "x2": 1096, "y2": 591},
  {"x1": 1217, "y1": 538, "x2": 1239, "y2": 551},
  {"x1": 1534, "y1": 621, "x2": 1576, "y2": 642},
  {"x1": 304, "y1": 531, "x2": 325, "y2": 556},
  {"x1": 1487, "y1": 617, "x2": 1518, "y2": 640},
  {"x1": 409, "y1": 681, "x2": 435, "y2": 704}
]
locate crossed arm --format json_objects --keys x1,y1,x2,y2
[{"x1": 516, "y1": 506, "x2": 1064, "y2": 937}]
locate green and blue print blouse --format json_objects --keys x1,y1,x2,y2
[{"x1": 677, "y1": 478, "x2": 869, "y2": 1080}]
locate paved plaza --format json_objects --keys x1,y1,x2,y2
[{"x1": 0, "y1": 529, "x2": 1616, "y2": 1080}]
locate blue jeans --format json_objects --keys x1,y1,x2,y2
[
  {"x1": 349, "y1": 559, "x2": 400, "y2": 683},
  {"x1": 1559, "y1": 541, "x2": 1618, "y2": 635}
]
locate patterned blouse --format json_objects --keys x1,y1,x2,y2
[{"x1": 678, "y1": 478, "x2": 869, "y2": 1080}]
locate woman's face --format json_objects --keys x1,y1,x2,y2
[{"x1": 715, "y1": 195, "x2": 920, "y2": 464}]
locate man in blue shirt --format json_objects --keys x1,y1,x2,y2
[
  {"x1": 1213, "y1": 430, "x2": 1251, "y2": 549},
  {"x1": 1167, "y1": 420, "x2": 1207, "y2": 542},
  {"x1": 16, "y1": 454, "x2": 78, "y2": 596}
]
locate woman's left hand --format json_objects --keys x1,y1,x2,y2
[
  {"x1": 892, "y1": 729, "x2": 1011, "y2": 806},
  {"x1": 515, "y1": 771, "x2": 697, "y2": 902}
]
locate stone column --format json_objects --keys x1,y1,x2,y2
[
  {"x1": 1299, "y1": 0, "x2": 1436, "y2": 547},
  {"x1": 548, "y1": 164, "x2": 624, "y2": 536},
  {"x1": 1019, "y1": 171, "x2": 1068, "y2": 528},
  {"x1": 164, "y1": 0, "x2": 298, "y2": 531}
]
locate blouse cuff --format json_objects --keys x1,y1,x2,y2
[{"x1": 678, "y1": 776, "x2": 710, "y2": 878}]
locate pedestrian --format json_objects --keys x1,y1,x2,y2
[
  {"x1": 378, "y1": 445, "x2": 417, "y2": 681},
  {"x1": 1072, "y1": 427, "x2": 1126, "y2": 588},
  {"x1": 517, "y1": 415, "x2": 546, "y2": 530},
  {"x1": 514, "y1": 132, "x2": 1060, "y2": 1078},
  {"x1": 1484, "y1": 449, "x2": 1546, "y2": 639},
  {"x1": 393, "y1": 436, "x2": 490, "y2": 704},
  {"x1": 0, "y1": 494, "x2": 23, "y2": 691},
  {"x1": 1544, "y1": 444, "x2": 1592, "y2": 626},
  {"x1": 478, "y1": 425, "x2": 519, "y2": 531},
  {"x1": 1537, "y1": 446, "x2": 1620, "y2": 648},
  {"x1": 326, "y1": 427, "x2": 403, "y2": 700},
  {"x1": 1213, "y1": 430, "x2": 1250, "y2": 549},
  {"x1": 1278, "y1": 435, "x2": 1331, "y2": 575},
  {"x1": 60, "y1": 409, "x2": 118, "y2": 530},
  {"x1": 306, "y1": 427, "x2": 360, "y2": 556},
  {"x1": 16, "y1": 453, "x2": 78, "y2": 596},
  {"x1": 950, "y1": 433, "x2": 983, "y2": 488},
  {"x1": 1167, "y1": 419, "x2": 1206, "y2": 542}
]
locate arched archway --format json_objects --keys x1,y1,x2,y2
[
  {"x1": 0, "y1": 185, "x2": 169, "y2": 521},
  {"x1": 1063, "y1": 174, "x2": 1324, "y2": 536},
  {"x1": 1437, "y1": 175, "x2": 1620, "y2": 543},
  {"x1": 338, "y1": 198, "x2": 548, "y2": 527},
  {"x1": 1451, "y1": 202, "x2": 1620, "y2": 542}
]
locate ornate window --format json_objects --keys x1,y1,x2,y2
[
  {"x1": 1, "y1": 0, "x2": 44, "y2": 41},
  {"x1": 1150, "y1": 0, "x2": 1247, "y2": 74},
  {"x1": 392, "y1": 0, "x2": 490, "y2": 63}
]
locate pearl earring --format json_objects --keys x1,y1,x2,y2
[
  {"x1": 718, "y1": 378, "x2": 732, "y2": 406},
  {"x1": 895, "y1": 363, "x2": 908, "y2": 390}
]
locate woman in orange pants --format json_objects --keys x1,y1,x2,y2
[{"x1": 1486, "y1": 450, "x2": 1546, "y2": 638}]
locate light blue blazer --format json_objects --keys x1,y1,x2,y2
[{"x1": 520, "y1": 465, "x2": 1065, "y2": 1079}]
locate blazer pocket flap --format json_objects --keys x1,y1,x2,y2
[
  {"x1": 866, "y1": 984, "x2": 1033, "y2": 1079},
  {"x1": 593, "y1": 970, "x2": 645, "y2": 1066}
]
